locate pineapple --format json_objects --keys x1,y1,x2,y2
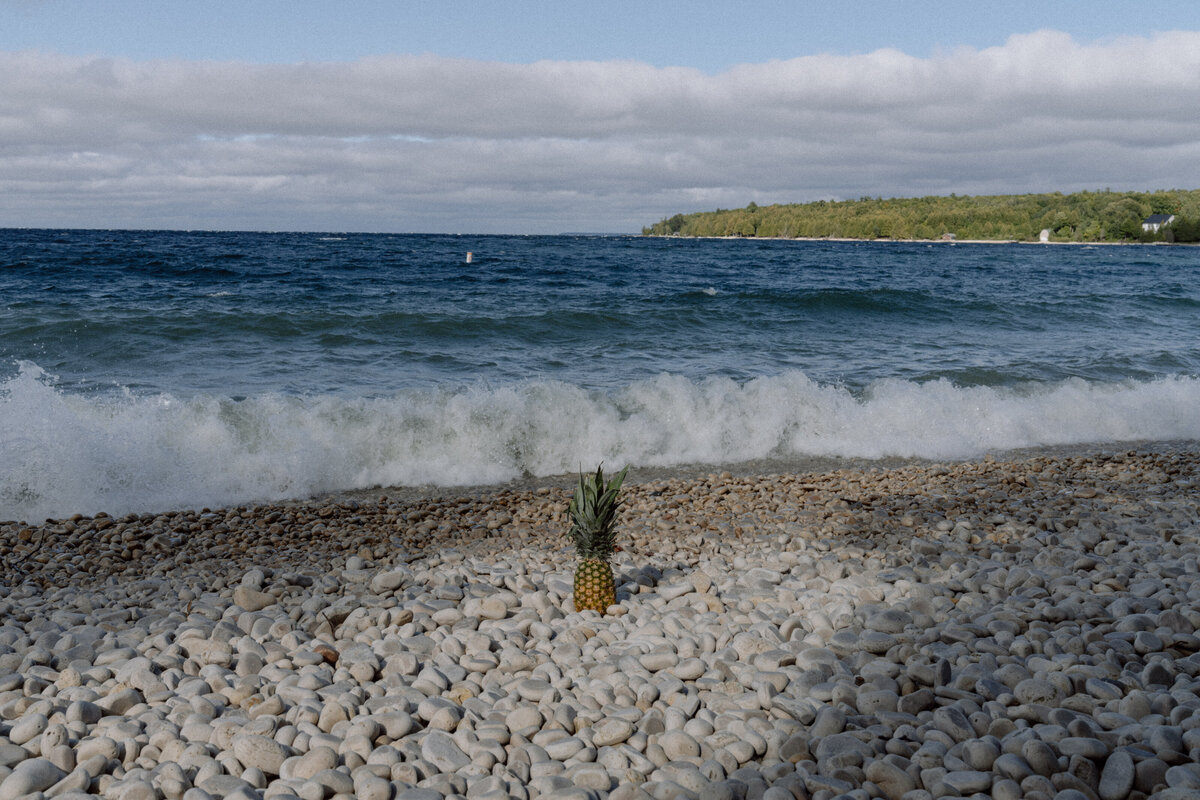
[{"x1": 567, "y1": 464, "x2": 628, "y2": 614}]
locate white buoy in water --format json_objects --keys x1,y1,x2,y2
[{"x1": 465, "y1": 252, "x2": 473, "y2": 263}]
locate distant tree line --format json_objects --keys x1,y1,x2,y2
[{"x1": 642, "y1": 189, "x2": 1200, "y2": 243}]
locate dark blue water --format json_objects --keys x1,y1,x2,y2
[{"x1": 3, "y1": 229, "x2": 1199, "y2": 520}]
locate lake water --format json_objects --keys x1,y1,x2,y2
[{"x1": 3, "y1": 229, "x2": 1199, "y2": 521}]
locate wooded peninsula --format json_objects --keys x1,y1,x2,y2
[{"x1": 642, "y1": 189, "x2": 1200, "y2": 243}]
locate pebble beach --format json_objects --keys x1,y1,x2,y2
[{"x1": 2, "y1": 444, "x2": 1200, "y2": 800}]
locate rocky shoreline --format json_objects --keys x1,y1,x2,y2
[{"x1": 1, "y1": 445, "x2": 1199, "y2": 799}]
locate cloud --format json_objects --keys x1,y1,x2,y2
[{"x1": 2, "y1": 30, "x2": 1199, "y2": 233}]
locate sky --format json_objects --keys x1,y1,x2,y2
[{"x1": 3, "y1": 0, "x2": 1200, "y2": 233}]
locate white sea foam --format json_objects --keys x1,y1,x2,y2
[{"x1": 3, "y1": 361, "x2": 1199, "y2": 522}]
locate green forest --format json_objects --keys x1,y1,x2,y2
[{"x1": 642, "y1": 189, "x2": 1200, "y2": 243}]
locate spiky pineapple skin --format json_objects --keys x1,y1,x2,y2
[
  {"x1": 566, "y1": 464, "x2": 627, "y2": 615},
  {"x1": 574, "y1": 557, "x2": 615, "y2": 613}
]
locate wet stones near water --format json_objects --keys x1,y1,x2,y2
[{"x1": 0, "y1": 446, "x2": 1199, "y2": 798}]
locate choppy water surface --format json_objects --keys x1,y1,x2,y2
[{"x1": 3, "y1": 229, "x2": 1199, "y2": 520}]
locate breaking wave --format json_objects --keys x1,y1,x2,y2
[{"x1": 3, "y1": 361, "x2": 1198, "y2": 522}]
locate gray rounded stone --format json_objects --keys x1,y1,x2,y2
[
  {"x1": 353, "y1": 773, "x2": 392, "y2": 800},
  {"x1": 659, "y1": 730, "x2": 701, "y2": 760},
  {"x1": 866, "y1": 608, "x2": 913, "y2": 634},
  {"x1": 809, "y1": 707, "x2": 846, "y2": 738},
  {"x1": 672, "y1": 658, "x2": 707, "y2": 680},
  {"x1": 856, "y1": 688, "x2": 899, "y2": 715},
  {"x1": 233, "y1": 585, "x2": 277, "y2": 611},
  {"x1": 1058, "y1": 737, "x2": 1109, "y2": 759},
  {"x1": 1054, "y1": 791, "x2": 1093, "y2": 800},
  {"x1": 641, "y1": 652, "x2": 679, "y2": 672},
  {"x1": 307, "y1": 768, "x2": 355, "y2": 795},
  {"x1": 506, "y1": 706, "x2": 544, "y2": 737},
  {"x1": 65, "y1": 700, "x2": 104, "y2": 726},
  {"x1": 813, "y1": 732, "x2": 872, "y2": 769},
  {"x1": 1150, "y1": 727, "x2": 1186, "y2": 756},
  {"x1": 290, "y1": 746, "x2": 339, "y2": 780},
  {"x1": 1136, "y1": 757, "x2": 1171, "y2": 795},
  {"x1": 420, "y1": 731, "x2": 471, "y2": 772},
  {"x1": 1166, "y1": 765, "x2": 1200, "y2": 790},
  {"x1": 8, "y1": 713, "x2": 49, "y2": 746},
  {"x1": 1099, "y1": 750, "x2": 1136, "y2": 800},
  {"x1": 592, "y1": 718, "x2": 635, "y2": 747},
  {"x1": 993, "y1": 777, "x2": 1022, "y2": 800},
  {"x1": 898, "y1": 688, "x2": 935, "y2": 715},
  {"x1": 515, "y1": 678, "x2": 554, "y2": 702},
  {"x1": 962, "y1": 739, "x2": 1001, "y2": 771},
  {"x1": 569, "y1": 763, "x2": 614, "y2": 791},
  {"x1": 0, "y1": 758, "x2": 67, "y2": 799},
  {"x1": 941, "y1": 770, "x2": 992, "y2": 794},
  {"x1": 545, "y1": 736, "x2": 586, "y2": 761},
  {"x1": 1013, "y1": 678, "x2": 1062, "y2": 705},
  {"x1": 932, "y1": 706, "x2": 975, "y2": 741},
  {"x1": 232, "y1": 733, "x2": 291, "y2": 777},
  {"x1": 197, "y1": 773, "x2": 254, "y2": 797},
  {"x1": 1022, "y1": 739, "x2": 1061, "y2": 777},
  {"x1": 995, "y1": 752, "x2": 1036, "y2": 782},
  {"x1": 0, "y1": 745, "x2": 26, "y2": 771},
  {"x1": 864, "y1": 759, "x2": 916, "y2": 800}
]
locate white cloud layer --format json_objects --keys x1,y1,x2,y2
[{"x1": 2, "y1": 30, "x2": 1200, "y2": 233}]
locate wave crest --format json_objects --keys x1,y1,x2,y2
[{"x1": 3, "y1": 361, "x2": 1198, "y2": 521}]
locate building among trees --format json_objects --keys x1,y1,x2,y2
[{"x1": 1142, "y1": 214, "x2": 1176, "y2": 233}]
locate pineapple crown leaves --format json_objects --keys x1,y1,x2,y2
[{"x1": 567, "y1": 464, "x2": 628, "y2": 561}]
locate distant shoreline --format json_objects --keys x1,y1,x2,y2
[
  {"x1": 642, "y1": 189, "x2": 1200, "y2": 242},
  {"x1": 640, "y1": 234, "x2": 1188, "y2": 245}
]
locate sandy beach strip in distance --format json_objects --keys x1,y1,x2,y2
[{"x1": 0, "y1": 442, "x2": 1198, "y2": 797}]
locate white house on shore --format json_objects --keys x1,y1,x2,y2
[{"x1": 1143, "y1": 214, "x2": 1176, "y2": 233}]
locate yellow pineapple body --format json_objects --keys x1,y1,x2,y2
[
  {"x1": 573, "y1": 557, "x2": 615, "y2": 613},
  {"x1": 566, "y1": 464, "x2": 627, "y2": 615}
]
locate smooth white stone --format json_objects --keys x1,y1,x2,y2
[{"x1": 0, "y1": 758, "x2": 67, "y2": 799}]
